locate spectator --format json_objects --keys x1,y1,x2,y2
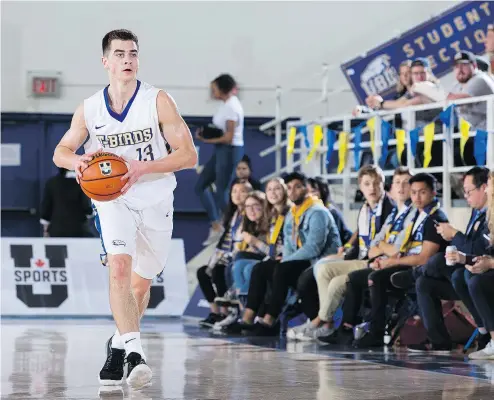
[
  {"x1": 308, "y1": 177, "x2": 353, "y2": 245},
  {"x1": 195, "y1": 73, "x2": 245, "y2": 246},
  {"x1": 447, "y1": 51, "x2": 494, "y2": 131},
  {"x1": 354, "y1": 60, "x2": 412, "y2": 119},
  {"x1": 291, "y1": 167, "x2": 410, "y2": 342},
  {"x1": 235, "y1": 154, "x2": 262, "y2": 191},
  {"x1": 40, "y1": 168, "x2": 93, "y2": 237},
  {"x1": 486, "y1": 24, "x2": 494, "y2": 74},
  {"x1": 197, "y1": 179, "x2": 252, "y2": 328},
  {"x1": 235, "y1": 171, "x2": 341, "y2": 336},
  {"x1": 405, "y1": 167, "x2": 490, "y2": 353},
  {"x1": 466, "y1": 170, "x2": 494, "y2": 360},
  {"x1": 341, "y1": 173, "x2": 448, "y2": 348}
]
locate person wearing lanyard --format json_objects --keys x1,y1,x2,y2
[
  {"x1": 348, "y1": 173, "x2": 449, "y2": 349},
  {"x1": 195, "y1": 74, "x2": 245, "y2": 246},
  {"x1": 402, "y1": 167, "x2": 491, "y2": 353}
]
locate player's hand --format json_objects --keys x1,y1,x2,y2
[
  {"x1": 120, "y1": 159, "x2": 146, "y2": 194},
  {"x1": 73, "y1": 148, "x2": 102, "y2": 183}
]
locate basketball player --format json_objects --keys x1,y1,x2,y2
[{"x1": 53, "y1": 29, "x2": 197, "y2": 389}]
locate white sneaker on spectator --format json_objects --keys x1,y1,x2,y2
[
  {"x1": 298, "y1": 325, "x2": 335, "y2": 342},
  {"x1": 202, "y1": 227, "x2": 224, "y2": 246},
  {"x1": 286, "y1": 320, "x2": 311, "y2": 340},
  {"x1": 213, "y1": 308, "x2": 239, "y2": 331},
  {"x1": 469, "y1": 340, "x2": 494, "y2": 360}
]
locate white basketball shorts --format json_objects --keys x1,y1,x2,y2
[{"x1": 94, "y1": 194, "x2": 173, "y2": 280}]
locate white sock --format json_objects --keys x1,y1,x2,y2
[
  {"x1": 112, "y1": 329, "x2": 124, "y2": 350},
  {"x1": 121, "y1": 332, "x2": 145, "y2": 360},
  {"x1": 479, "y1": 327, "x2": 487, "y2": 335}
]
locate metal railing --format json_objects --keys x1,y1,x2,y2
[{"x1": 259, "y1": 94, "x2": 494, "y2": 220}]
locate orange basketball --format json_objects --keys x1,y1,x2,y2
[{"x1": 80, "y1": 152, "x2": 128, "y2": 202}]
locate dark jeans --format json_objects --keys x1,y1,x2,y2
[
  {"x1": 197, "y1": 264, "x2": 228, "y2": 303},
  {"x1": 343, "y1": 265, "x2": 410, "y2": 333},
  {"x1": 415, "y1": 275, "x2": 459, "y2": 346},
  {"x1": 195, "y1": 144, "x2": 244, "y2": 222},
  {"x1": 296, "y1": 267, "x2": 320, "y2": 320},
  {"x1": 465, "y1": 269, "x2": 494, "y2": 332},
  {"x1": 246, "y1": 259, "x2": 278, "y2": 313},
  {"x1": 266, "y1": 260, "x2": 312, "y2": 319},
  {"x1": 423, "y1": 253, "x2": 484, "y2": 327}
]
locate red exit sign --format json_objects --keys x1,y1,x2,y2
[{"x1": 31, "y1": 76, "x2": 60, "y2": 97}]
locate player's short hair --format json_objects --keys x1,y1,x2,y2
[
  {"x1": 393, "y1": 167, "x2": 412, "y2": 178},
  {"x1": 102, "y1": 29, "x2": 139, "y2": 55},
  {"x1": 211, "y1": 74, "x2": 237, "y2": 95}
]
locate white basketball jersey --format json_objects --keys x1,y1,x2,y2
[{"x1": 83, "y1": 80, "x2": 177, "y2": 210}]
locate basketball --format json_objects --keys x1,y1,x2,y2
[{"x1": 80, "y1": 152, "x2": 128, "y2": 201}]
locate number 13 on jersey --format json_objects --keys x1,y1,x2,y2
[{"x1": 136, "y1": 144, "x2": 154, "y2": 161}]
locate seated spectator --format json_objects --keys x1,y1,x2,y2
[
  {"x1": 291, "y1": 167, "x2": 410, "y2": 341},
  {"x1": 447, "y1": 51, "x2": 494, "y2": 131},
  {"x1": 234, "y1": 171, "x2": 341, "y2": 336},
  {"x1": 463, "y1": 170, "x2": 494, "y2": 360},
  {"x1": 308, "y1": 176, "x2": 353, "y2": 245},
  {"x1": 405, "y1": 167, "x2": 490, "y2": 353},
  {"x1": 335, "y1": 173, "x2": 448, "y2": 348},
  {"x1": 197, "y1": 179, "x2": 252, "y2": 327},
  {"x1": 236, "y1": 154, "x2": 262, "y2": 191}
]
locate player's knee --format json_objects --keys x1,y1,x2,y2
[{"x1": 109, "y1": 255, "x2": 132, "y2": 284}]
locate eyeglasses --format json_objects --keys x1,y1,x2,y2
[
  {"x1": 463, "y1": 187, "x2": 479, "y2": 198},
  {"x1": 245, "y1": 204, "x2": 262, "y2": 211}
]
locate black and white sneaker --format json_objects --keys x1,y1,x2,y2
[
  {"x1": 126, "y1": 352, "x2": 152, "y2": 389},
  {"x1": 99, "y1": 336, "x2": 125, "y2": 386},
  {"x1": 199, "y1": 313, "x2": 225, "y2": 328}
]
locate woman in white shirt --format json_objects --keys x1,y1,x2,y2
[{"x1": 195, "y1": 74, "x2": 245, "y2": 245}]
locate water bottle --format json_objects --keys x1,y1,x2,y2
[{"x1": 445, "y1": 245, "x2": 457, "y2": 266}]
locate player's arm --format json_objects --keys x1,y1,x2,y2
[
  {"x1": 120, "y1": 91, "x2": 198, "y2": 194},
  {"x1": 53, "y1": 104, "x2": 95, "y2": 181}
]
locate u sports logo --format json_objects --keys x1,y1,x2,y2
[
  {"x1": 98, "y1": 161, "x2": 112, "y2": 176},
  {"x1": 10, "y1": 244, "x2": 68, "y2": 308}
]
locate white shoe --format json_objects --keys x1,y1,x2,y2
[
  {"x1": 213, "y1": 309, "x2": 239, "y2": 330},
  {"x1": 469, "y1": 339, "x2": 494, "y2": 360},
  {"x1": 126, "y1": 353, "x2": 152, "y2": 390},
  {"x1": 202, "y1": 228, "x2": 224, "y2": 246},
  {"x1": 298, "y1": 325, "x2": 335, "y2": 342},
  {"x1": 286, "y1": 320, "x2": 311, "y2": 340}
]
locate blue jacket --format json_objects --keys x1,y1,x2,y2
[
  {"x1": 451, "y1": 208, "x2": 489, "y2": 256},
  {"x1": 282, "y1": 203, "x2": 341, "y2": 264}
]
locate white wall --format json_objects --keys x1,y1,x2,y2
[{"x1": 1, "y1": 1, "x2": 460, "y2": 117}]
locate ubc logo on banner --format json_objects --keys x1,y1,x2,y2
[
  {"x1": 10, "y1": 244, "x2": 68, "y2": 308},
  {"x1": 342, "y1": 1, "x2": 492, "y2": 103}
]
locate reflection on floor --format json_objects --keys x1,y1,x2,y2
[{"x1": 1, "y1": 319, "x2": 493, "y2": 400}]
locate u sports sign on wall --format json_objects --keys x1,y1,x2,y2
[
  {"x1": 341, "y1": 1, "x2": 492, "y2": 104},
  {"x1": 1, "y1": 238, "x2": 189, "y2": 317}
]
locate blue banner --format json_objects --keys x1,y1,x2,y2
[{"x1": 341, "y1": 1, "x2": 492, "y2": 103}]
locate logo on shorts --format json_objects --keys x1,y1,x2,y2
[
  {"x1": 99, "y1": 161, "x2": 112, "y2": 176},
  {"x1": 112, "y1": 240, "x2": 126, "y2": 247}
]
